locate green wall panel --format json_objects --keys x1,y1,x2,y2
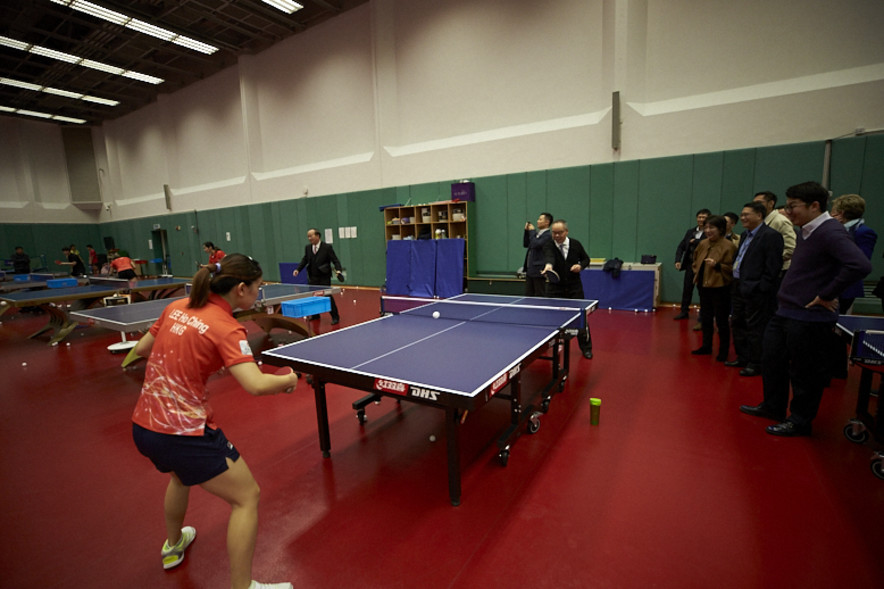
[
  {"x1": 721, "y1": 148, "x2": 757, "y2": 208},
  {"x1": 547, "y1": 166, "x2": 590, "y2": 247},
  {"x1": 612, "y1": 160, "x2": 640, "y2": 263},
  {"x1": 753, "y1": 141, "x2": 825, "y2": 197},
  {"x1": 473, "y1": 174, "x2": 509, "y2": 273},
  {"x1": 588, "y1": 163, "x2": 614, "y2": 258}
]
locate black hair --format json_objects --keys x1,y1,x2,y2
[
  {"x1": 785, "y1": 181, "x2": 829, "y2": 209},
  {"x1": 188, "y1": 253, "x2": 262, "y2": 309},
  {"x1": 704, "y1": 215, "x2": 727, "y2": 235}
]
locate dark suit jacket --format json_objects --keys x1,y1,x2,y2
[
  {"x1": 523, "y1": 229, "x2": 552, "y2": 278},
  {"x1": 297, "y1": 241, "x2": 342, "y2": 285},
  {"x1": 842, "y1": 222, "x2": 877, "y2": 299},
  {"x1": 543, "y1": 237, "x2": 590, "y2": 298},
  {"x1": 675, "y1": 226, "x2": 704, "y2": 269},
  {"x1": 734, "y1": 223, "x2": 783, "y2": 298}
]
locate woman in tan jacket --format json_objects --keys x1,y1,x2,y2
[{"x1": 691, "y1": 215, "x2": 737, "y2": 360}]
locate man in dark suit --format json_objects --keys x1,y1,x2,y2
[
  {"x1": 673, "y1": 209, "x2": 711, "y2": 320},
  {"x1": 542, "y1": 220, "x2": 593, "y2": 359},
  {"x1": 726, "y1": 201, "x2": 784, "y2": 376},
  {"x1": 293, "y1": 228, "x2": 344, "y2": 324},
  {"x1": 523, "y1": 212, "x2": 553, "y2": 296}
]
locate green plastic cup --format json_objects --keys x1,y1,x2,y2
[{"x1": 590, "y1": 398, "x2": 601, "y2": 425}]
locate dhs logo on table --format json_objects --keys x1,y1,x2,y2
[{"x1": 374, "y1": 379, "x2": 407, "y2": 395}]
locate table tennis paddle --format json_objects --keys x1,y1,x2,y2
[
  {"x1": 543, "y1": 268, "x2": 560, "y2": 284},
  {"x1": 336, "y1": 270, "x2": 345, "y2": 283}
]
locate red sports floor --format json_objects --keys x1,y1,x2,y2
[{"x1": 1, "y1": 287, "x2": 882, "y2": 588}]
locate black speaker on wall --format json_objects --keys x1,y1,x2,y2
[{"x1": 103, "y1": 236, "x2": 116, "y2": 250}]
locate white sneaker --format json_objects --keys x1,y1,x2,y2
[
  {"x1": 249, "y1": 582, "x2": 294, "y2": 589},
  {"x1": 161, "y1": 526, "x2": 196, "y2": 569}
]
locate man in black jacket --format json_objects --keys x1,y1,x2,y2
[
  {"x1": 674, "y1": 209, "x2": 710, "y2": 319},
  {"x1": 293, "y1": 228, "x2": 344, "y2": 324},
  {"x1": 542, "y1": 220, "x2": 593, "y2": 359},
  {"x1": 523, "y1": 212, "x2": 553, "y2": 296},
  {"x1": 726, "y1": 202, "x2": 784, "y2": 376}
]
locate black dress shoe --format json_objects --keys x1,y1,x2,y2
[
  {"x1": 739, "y1": 367, "x2": 760, "y2": 377},
  {"x1": 582, "y1": 349, "x2": 593, "y2": 359},
  {"x1": 331, "y1": 317, "x2": 340, "y2": 325},
  {"x1": 739, "y1": 404, "x2": 781, "y2": 421},
  {"x1": 691, "y1": 347, "x2": 712, "y2": 355},
  {"x1": 673, "y1": 312, "x2": 689, "y2": 320},
  {"x1": 766, "y1": 421, "x2": 811, "y2": 437},
  {"x1": 724, "y1": 360, "x2": 747, "y2": 368}
]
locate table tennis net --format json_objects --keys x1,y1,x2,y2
[
  {"x1": 381, "y1": 296, "x2": 583, "y2": 328},
  {"x1": 850, "y1": 330, "x2": 884, "y2": 366}
]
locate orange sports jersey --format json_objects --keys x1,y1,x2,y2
[
  {"x1": 110, "y1": 256, "x2": 134, "y2": 272},
  {"x1": 132, "y1": 294, "x2": 254, "y2": 436}
]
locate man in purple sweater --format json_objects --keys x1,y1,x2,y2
[{"x1": 739, "y1": 181, "x2": 872, "y2": 437}]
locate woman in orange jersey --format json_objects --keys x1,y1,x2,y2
[{"x1": 131, "y1": 254, "x2": 297, "y2": 589}]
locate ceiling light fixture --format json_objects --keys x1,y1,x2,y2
[
  {"x1": 0, "y1": 77, "x2": 120, "y2": 106},
  {"x1": 261, "y1": 0, "x2": 304, "y2": 15},
  {"x1": 0, "y1": 104, "x2": 86, "y2": 124},
  {"x1": 0, "y1": 35, "x2": 164, "y2": 84},
  {"x1": 50, "y1": 0, "x2": 219, "y2": 55}
]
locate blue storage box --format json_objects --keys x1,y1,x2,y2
[
  {"x1": 281, "y1": 296, "x2": 331, "y2": 318},
  {"x1": 47, "y1": 278, "x2": 78, "y2": 288},
  {"x1": 13, "y1": 274, "x2": 31, "y2": 282}
]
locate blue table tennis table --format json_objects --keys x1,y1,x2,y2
[
  {"x1": 70, "y1": 283, "x2": 341, "y2": 366},
  {"x1": 0, "y1": 272, "x2": 89, "y2": 293},
  {"x1": 263, "y1": 293, "x2": 598, "y2": 505},
  {"x1": 835, "y1": 315, "x2": 884, "y2": 480},
  {"x1": 0, "y1": 276, "x2": 189, "y2": 344}
]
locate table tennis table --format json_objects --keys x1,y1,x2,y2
[
  {"x1": 0, "y1": 276, "x2": 189, "y2": 344},
  {"x1": 0, "y1": 272, "x2": 89, "y2": 293},
  {"x1": 70, "y1": 283, "x2": 341, "y2": 366},
  {"x1": 835, "y1": 315, "x2": 884, "y2": 480},
  {"x1": 263, "y1": 293, "x2": 598, "y2": 505}
]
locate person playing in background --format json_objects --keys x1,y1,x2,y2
[
  {"x1": 11, "y1": 246, "x2": 30, "y2": 274},
  {"x1": 201, "y1": 241, "x2": 226, "y2": 270},
  {"x1": 110, "y1": 252, "x2": 138, "y2": 280},
  {"x1": 726, "y1": 202, "x2": 784, "y2": 376},
  {"x1": 542, "y1": 220, "x2": 593, "y2": 359},
  {"x1": 293, "y1": 228, "x2": 344, "y2": 324},
  {"x1": 132, "y1": 254, "x2": 298, "y2": 589},
  {"x1": 523, "y1": 212, "x2": 554, "y2": 296},
  {"x1": 57, "y1": 246, "x2": 86, "y2": 276},
  {"x1": 674, "y1": 209, "x2": 711, "y2": 321},
  {"x1": 830, "y1": 193, "x2": 877, "y2": 313},
  {"x1": 740, "y1": 181, "x2": 872, "y2": 437},
  {"x1": 86, "y1": 244, "x2": 99, "y2": 275},
  {"x1": 690, "y1": 215, "x2": 736, "y2": 361}
]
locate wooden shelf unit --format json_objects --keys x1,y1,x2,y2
[{"x1": 384, "y1": 201, "x2": 469, "y2": 243}]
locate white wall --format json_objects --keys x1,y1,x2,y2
[{"x1": 2, "y1": 0, "x2": 883, "y2": 223}]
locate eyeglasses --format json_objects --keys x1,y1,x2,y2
[{"x1": 783, "y1": 202, "x2": 807, "y2": 212}]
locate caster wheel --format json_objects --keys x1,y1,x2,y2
[
  {"x1": 843, "y1": 422, "x2": 869, "y2": 444},
  {"x1": 498, "y1": 449, "x2": 510, "y2": 467},
  {"x1": 872, "y1": 458, "x2": 884, "y2": 481},
  {"x1": 528, "y1": 412, "x2": 541, "y2": 434}
]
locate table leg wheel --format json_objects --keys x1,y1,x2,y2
[
  {"x1": 872, "y1": 456, "x2": 884, "y2": 481},
  {"x1": 498, "y1": 449, "x2": 510, "y2": 467},
  {"x1": 843, "y1": 421, "x2": 869, "y2": 444},
  {"x1": 527, "y1": 412, "x2": 541, "y2": 434}
]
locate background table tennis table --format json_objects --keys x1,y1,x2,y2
[
  {"x1": 0, "y1": 277, "x2": 188, "y2": 344},
  {"x1": 263, "y1": 293, "x2": 598, "y2": 505},
  {"x1": 0, "y1": 272, "x2": 88, "y2": 293},
  {"x1": 70, "y1": 283, "x2": 341, "y2": 366},
  {"x1": 835, "y1": 314, "x2": 884, "y2": 479}
]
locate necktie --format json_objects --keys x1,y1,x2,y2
[
  {"x1": 559, "y1": 243, "x2": 566, "y2": 258},
  {"x1": 313, "y1": 245, "x2": 318, "y2": 255}
]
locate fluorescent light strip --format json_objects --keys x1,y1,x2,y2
[
  {"x1": 0, "y1": 35, "x2": 164, "y2": 84},
  {"x1": 0, "y1": 77, "x2": 120, "y2": 106},
  {"x1": 262, "y1": 0, "x2": 304, "y2": 15},
  {"x1": 50, "y1": 0, "x2": 219, "y2": 55},
  {"x1": 0, "y1": 104, "x2": 87, "y2": 124}
]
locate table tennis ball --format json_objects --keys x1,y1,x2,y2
[
  {"x1": 432, "y1": 311, "x2": 440, "y2": 319},
  {"x1": 21, "y1": 362, "x2": 27, "y2": 367},
  {"x1": 429, "y1": 435, "x2": 437, "y2": 442}
]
